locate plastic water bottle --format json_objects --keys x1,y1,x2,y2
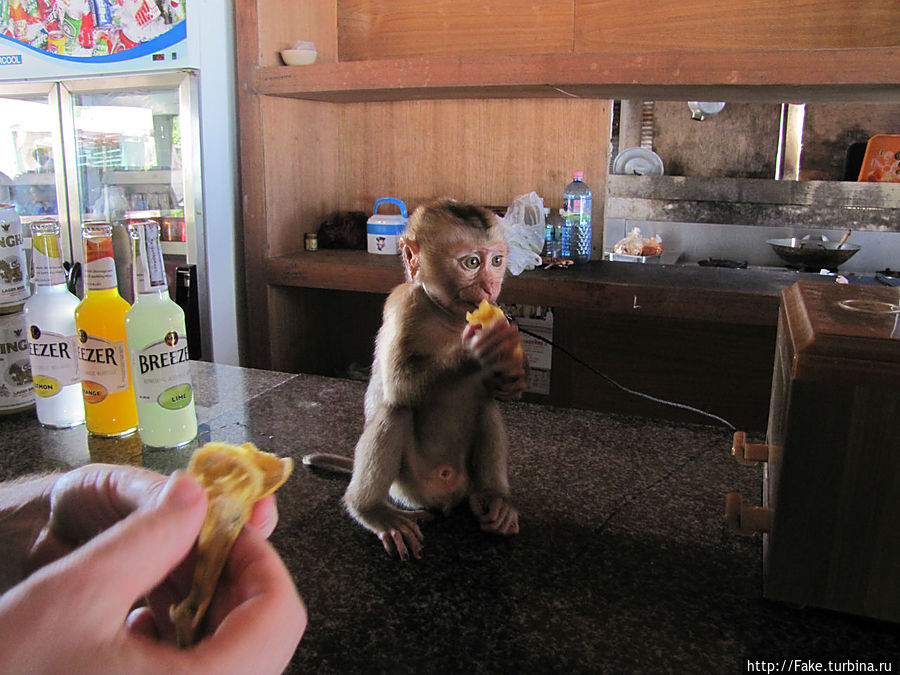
[
  {"x1": 561, "y1": 171, "x2": 592, "y2": 263},
  {"x1": 541, "y1": 207, "x2": 560, "y2": 259}
]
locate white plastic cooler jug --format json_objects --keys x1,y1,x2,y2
[{"x1": 367, "y1": 198, "x2": 407, "y2": 255}]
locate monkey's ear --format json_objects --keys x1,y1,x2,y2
[{"x1": 401, "y1": 237, "x2": 420, "y2": 279}]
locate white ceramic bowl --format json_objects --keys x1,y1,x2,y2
[{"x1": 280, "y1": 48, "x2": 317, "y2": 66}]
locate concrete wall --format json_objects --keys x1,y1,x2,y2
[{"x1": 639, "y1": 101, "x2": 898, "y2": 181}]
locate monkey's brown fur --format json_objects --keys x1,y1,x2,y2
[{"x1": 303, "y1": 198, "x2": 525, "y2": 559}]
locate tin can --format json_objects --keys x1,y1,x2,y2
[
  {"x1": 304, "y1": 232, "x2": 318, "y2": 251},
  {"x1": 47, "y1": 30, "x2": 66, "y2": 54},
  {"x1": 91, "y1": 24, "x2": 115, "y2": 55},
  {"x1": 0, "y1": 305, "x2": 35, "y2": 415},
  {"x1": 78, "y1": 5, "x2": 96, "y2": 49},
  {"x1": 89, "y1": 0, "x2": 113, "y2": 26},
  {"x1": 0, "y1": 204, "x2": 30, "y2": 308}
]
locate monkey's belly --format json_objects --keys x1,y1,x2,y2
[{"x1": 392, "y1": 463, "x2": 469, "y2": 513}]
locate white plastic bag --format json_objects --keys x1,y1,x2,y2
[{"x1": 499, "y1": 191, "x2": 545, "y2": 275}]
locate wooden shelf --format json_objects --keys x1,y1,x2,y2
[
  {"x1": 266, "y1": 250, "x2": 404, "y2": 294},
  {"x1": 265, "y1": 249, "x2": 806, "y2": 326},
  {"x1": 254, "y1": 48, "x2": 900, "y2": 103}
]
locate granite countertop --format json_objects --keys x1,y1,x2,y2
[{"x1": 1, "y1": 362, "x2": 897, "y2": 673}]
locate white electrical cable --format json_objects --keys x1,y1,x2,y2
[{"x1": 517, "y1": 326, "x2": 737, "y2": 430}]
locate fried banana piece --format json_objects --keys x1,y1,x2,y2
[
  {"x1": 170, "y1": 441, "x2": 293, "y2": 647},
  {"x1": 466, "y1": 300, "x2": 523, "y2": 358}
]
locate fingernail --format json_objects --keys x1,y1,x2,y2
[{"x1": 160, "y1": 470, "x2": 204, "y2": 509}]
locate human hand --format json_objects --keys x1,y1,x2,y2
[
  {"x1": 0, "y1": 465, "x2": 305, "y2": 673},
  {"x1": 463, "y1": 320, "x2": 528, "y2": 401}
]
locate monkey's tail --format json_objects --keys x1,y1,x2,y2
[{"x1": 301, "y1": 453, "x2": 354, "y2": 475}]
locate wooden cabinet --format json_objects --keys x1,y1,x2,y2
[
  {"x1": 234, "y1": 0, "x2": 898, "y2": 427},
  {"x1": 751, "y1": 282, "x2": 900, "y2": 622}
]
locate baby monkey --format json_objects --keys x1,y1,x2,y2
[{"x1": 303, "y1": 198, "x2": 526, "y2": 560}]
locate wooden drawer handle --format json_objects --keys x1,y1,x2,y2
[
  {"x1": 725, "y1": 492, "x2": 774, "y2": 535},
  {"x1": 731, "y1": 430, "x2": 774, "y2": 466}
]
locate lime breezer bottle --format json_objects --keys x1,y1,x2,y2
[
  {"x1": 24, "y1": 219, "x2": 85, "y2": 428},
  {"x1": 125, "y1": 220, "x2": 197, "y2": 448},
  {"x1": 75, "y1": 222, "x2": 138, "y2": 437}
]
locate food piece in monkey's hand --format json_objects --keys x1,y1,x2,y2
[
  {"x1": 170, "y1": 441, "x2": 293, "y2": 647},
  {"x1": 465, "y1": 300, "x2": 524, "y2": 359}
]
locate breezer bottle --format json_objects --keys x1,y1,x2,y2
[
  {"x1": 125, "y1": 221, "x2": 197, "y2": 447},
  {"x1": 75, "y1": 222, "x2": 138, "y2": 437},
  {"x1": 24, "y1": 219, "x2": 85, "y2": 428}
]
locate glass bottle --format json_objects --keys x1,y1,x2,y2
[
  {"x1": 125, "y1": 221, "x2": 197, "y2": 448},
  {"x1": 24, "y1": 219, "x2": 85, "y2": 428},
  {"x1": 75, "y1": 222, "x2": 138, "y2": 437}
]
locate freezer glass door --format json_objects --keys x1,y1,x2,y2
[
  {"x1": 0, "y1": 82, "x2": 73, "y2": 258},
  {"x1": 64, "y1": 73, "x2": 198, "y2": 299}
]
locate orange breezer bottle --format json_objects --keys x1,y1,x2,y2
[{"x1": 75, "y1": 222, "x2": 138, "y2": 436}]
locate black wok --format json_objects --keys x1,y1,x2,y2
[{"x1": 766, "y1": 235, "x2": 861, "y2": 272}]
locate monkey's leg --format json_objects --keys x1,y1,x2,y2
[
  {"x1": 468, "y1": 401, "x2": 520, "y2": 535},
  {"x1": 344, "y1": 406, "x2": 432, "y2": 560}
]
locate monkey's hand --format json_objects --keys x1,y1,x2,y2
[
  {"x1": 463, "y1": 320, "x2": 527, "y2": 401},
  {"x1": 352, "y1": 503, "x2": 433, "y2": 561},
  {"x1": 469, "y1": 492, "x2": 519, "y2": 535}
]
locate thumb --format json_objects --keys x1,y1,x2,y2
[{"x1": 54, "y1": 471, "x2": 208, "y2": 624}]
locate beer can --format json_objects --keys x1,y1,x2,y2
[
  {"x1": 47, "y1": 30, "x2": 66, "y2": 54},
  {"x1": 61, "y1": 4, "x2": 82, "y2": 53},
  {"x1": 91, "y1": 24, "x2": 114, "y2": 55},
  {"x1": 0, "y1": 204, "x2": 30, "y2": 308},
  {"x1": 89, "y1": 0, "x2": 113, "y2": 26},
  {"x1": 0, "y1": 305, "x2": 35, "y2": 415}
]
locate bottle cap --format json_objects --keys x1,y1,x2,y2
[{"x1": 573, "y1": 171, "x2": 584, "y2": 180}]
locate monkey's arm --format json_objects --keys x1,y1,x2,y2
[
  {"x1": 463, "y1": 320, "x2": 528, "y2": 401},
  {"x1": 344, "y1": 406, "x2": 432, "y2": 560},
  {"x1": 468, "y1": 401, "x2": 519, "y2": 535},
  {"x1": 377, "y1": 287, "x2": 479, "y2": 408}
]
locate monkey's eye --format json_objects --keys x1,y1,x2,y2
[
  {"x1": 491, "y1": 255, "x2": 504, "y2": 267},
  {"x1": 461, "y1": 255, "x2": 481, "y2": 270}
]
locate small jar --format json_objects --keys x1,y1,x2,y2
[{"x1": 304, "y1": 232, "x2": 318, "y2": 252}]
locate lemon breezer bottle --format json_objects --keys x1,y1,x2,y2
[
  {"x1": 125, "y1": 221, "x2": 197, "y2": 447},
  {"x1": 24, "y1": 219, "x2": 85, "y2": 428},
  {"x1": 75, "y1": 222, "x2": 138, "y2": 436}
]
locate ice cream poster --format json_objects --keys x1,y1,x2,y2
[{"x1": 0, "y1": 0, "x2": 185, "y2": 61}]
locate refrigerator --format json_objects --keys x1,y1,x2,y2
[{"x1": 0, "y1": 0, "x2": 243, "y2": 365}]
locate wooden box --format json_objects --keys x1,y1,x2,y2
[{"x1": 734, "y1": 281, "x2": 900, "y2": 622}]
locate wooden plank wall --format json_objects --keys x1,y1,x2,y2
[
  {"x1": 338, "y1": 1, "x2": 574, "y2": 60},
  {"x1": 337, "y1": 99, "x2": 609, "y2": 219},
  {"x1": 260, "y1": 97, "x2": 611, "y2": 257},
  {"x1": 256, "y1": 1, "x2": 337, "y2": 65},
  {"x1": 336, "y1": 0, "x2": 899, "y2": 60},
  {"x1": 576, "y1": 0, "x2": 900, "y2": 52},
  {"x1": 260, "y1": 97, "x2": 341, "y2": 257}
]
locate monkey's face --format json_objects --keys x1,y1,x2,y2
[{"x1": 420, "y1": 230, "x2": 508, "y2": 317}]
